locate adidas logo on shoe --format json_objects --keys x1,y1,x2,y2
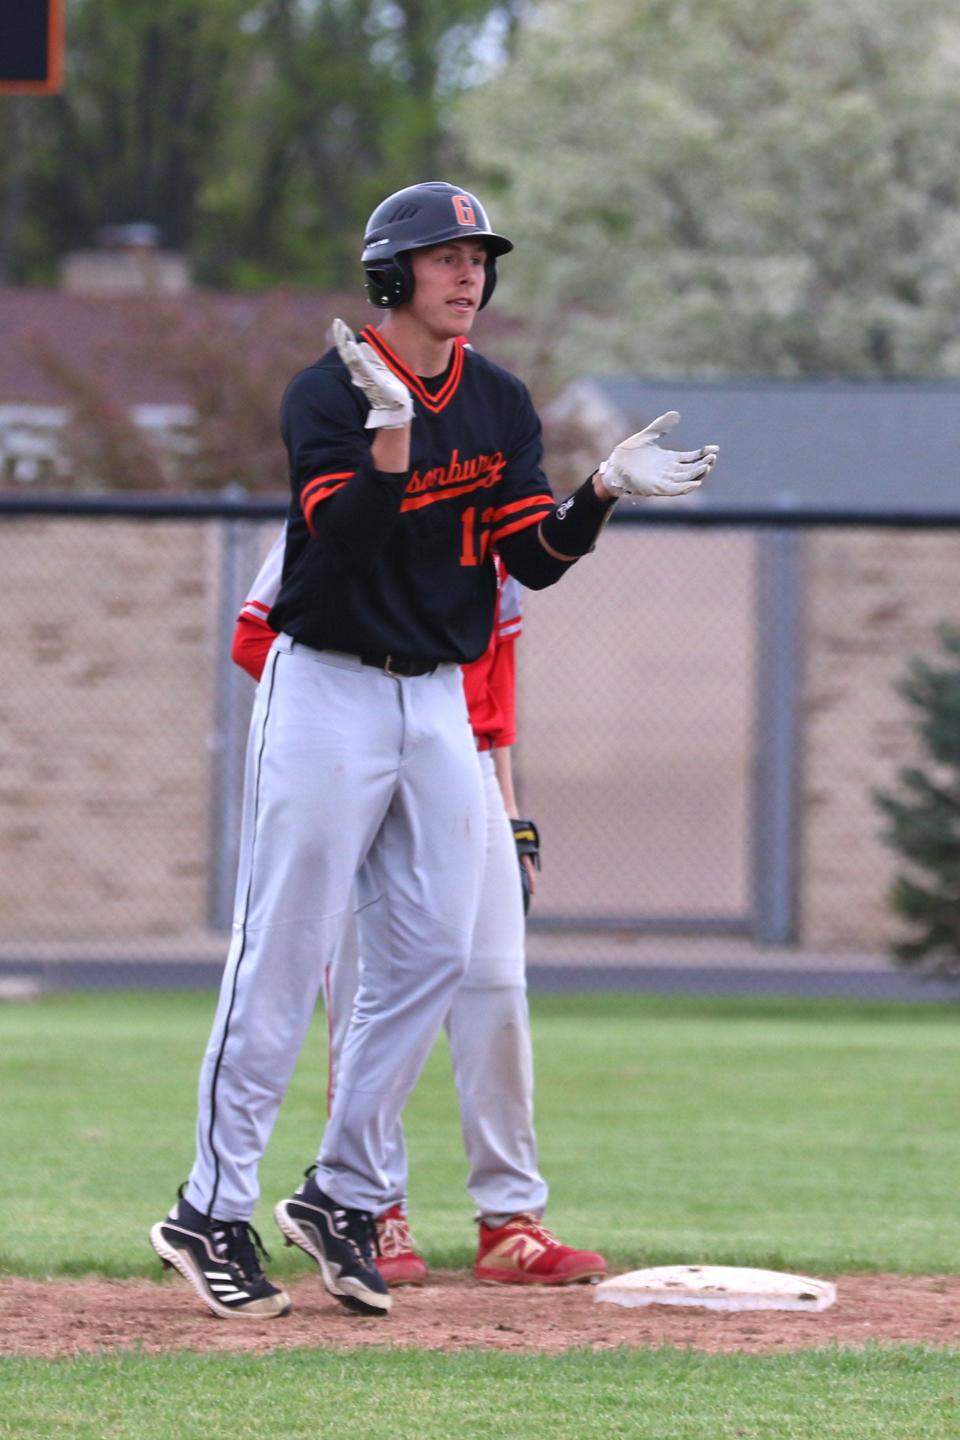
[{"x1": 149, "y1": 1191, "x2": 290, "y2": 1319}]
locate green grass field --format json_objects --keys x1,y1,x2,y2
[
  {"x1": 2, "y1": 991, "x2": 958, "y2": 1277},
  {"x1": 2, "y1": 989, "x2": 958, "y2": 1438},
  {"x1": 3, "y1": 1346, "x2": 959, "y2": 1440}
]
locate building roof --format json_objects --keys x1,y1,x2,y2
[
  {"x1": 0, "y1": 285, "x2": 527, "y2": 490},
  {"x1": 0, "y1": 286, "x2": 522, "y2": 408},
  {"x1": 553, "y1": 375, "x2": 960, "y2": 514},
  {"x1": 0, "y1": 287, "x2": 357, "y2": 406}
]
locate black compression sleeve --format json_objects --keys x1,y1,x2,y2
[
  {"x1": 318, "y1": 467, "x2": 407, "y2": 572},
  {"x1": 538, "y1": 474, "x2": 618, "y2": 558}
]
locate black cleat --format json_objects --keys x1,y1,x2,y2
[
  {"x1": 150, "y1": 1189, "x2": 290, "y2": 1320},
  {"x1": 274, "y1": 1169, "x2": 391, "y2": 1317}
]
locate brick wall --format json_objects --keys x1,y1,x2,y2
[{"x1": 1, "y1": 517, "x2": 217, "y2": 938}]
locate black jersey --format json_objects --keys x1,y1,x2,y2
[{"x1": 269, "y1": 326, "x2": 557, "y2": 664}]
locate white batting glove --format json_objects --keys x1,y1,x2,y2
[
  {"x1": 598, "y1": 412, "x2": 719, "y2": 498},
  {"x1": 332, "y1": 317, "x2": 414, "y2": 430}
]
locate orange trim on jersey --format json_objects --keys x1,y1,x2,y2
[
  {"x1": 302, "y1": 472, "x2": 353, "y2": 534},
  {"x1": 400, "y1": 476, "x2": 501, "y2": 512},
  {"x1": 303, "y1": 471, "x2": 353, "y2": 505},
  {"x1": 489, "y1": 495, "x2": 554, "y2": 540},
  {"x1": 360, "y1": 326, "x2": 466, "y2": 414},
  {"x1": 491, "y1": 492, "x2": 555, "y2": 522},
  {"x1": 304, "y1": 485, "x2": 348, "y2": 534},
  {"x1": 491, "y1": 510, "x2": 550, "y2": 544}
]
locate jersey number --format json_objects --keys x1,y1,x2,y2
[{"x1": 460, "y1": 506, "x2": 493, "y2": 567}]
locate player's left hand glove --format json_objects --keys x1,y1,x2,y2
[
  {"x1": 332, "y1": 317, "x2": 414, "y2": 430},
  {"x1": 598, "y1": 412, "x2": 718, "y2": 498},
  {"x1": 511, "y1": 818, "x2": 541, "y2": 917}
]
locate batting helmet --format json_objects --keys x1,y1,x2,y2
[{"x1": 361, "y1": 181, "x2": 513, "y2": 311}]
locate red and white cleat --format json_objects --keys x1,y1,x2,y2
[
  {"x1": 474, "y1": 1214, "x2": 607, "y2": 1286},
  {"x1": 375, "y1": 1204, "x2": 428, "y2": 1286}
]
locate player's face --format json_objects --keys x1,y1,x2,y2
[{"x1": 407, "y1": 239, "x2": 488, "y2": 340}]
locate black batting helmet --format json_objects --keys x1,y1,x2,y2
[{"x1": 361, "y1": 181, "x2": 513, "y2": 311}]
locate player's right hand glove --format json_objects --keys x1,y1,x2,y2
[
  {"x1": 332, "y1": 317, "x2": 414, "y2": 430},
  {"x1": 511, "y1": 818, "x2": 541, "y2": 917},
  {"x1": 598, "y1": 412, "x2": 718, "y2": 498}
]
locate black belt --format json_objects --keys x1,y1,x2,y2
[{"x1": 358, "y1": 653, "x2": 439, "y2": 678}]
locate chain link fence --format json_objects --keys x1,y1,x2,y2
[{"x1": 3, "y1": 493, "x2": 959, "y2": 1001}]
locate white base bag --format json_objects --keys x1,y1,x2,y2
[{"x1": 594, "y1": 1264, "x2": 837, "y2": 1313}]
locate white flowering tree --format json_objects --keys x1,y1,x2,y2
[{"x1": 455, "y1": 0, "x2": 960, "y2": 382}]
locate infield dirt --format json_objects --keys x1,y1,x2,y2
[{"x1": 3, "y1": 1273, "x2": 958, "y2": 1358}]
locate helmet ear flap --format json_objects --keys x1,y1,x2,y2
[
  {"x1": 363, "y1": 253, "x2": 415, "y2": 309},
  {"x1": 479, "y1": 257, "x2": 497, "y2": 311}
]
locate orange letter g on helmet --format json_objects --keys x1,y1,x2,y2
[{"x1": 452, "y1": 194, "x2": 477, "y2": 226}]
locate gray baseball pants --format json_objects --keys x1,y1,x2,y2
[{"x1": 185, "y1": 634, "x2": 485, "y2": 1220}]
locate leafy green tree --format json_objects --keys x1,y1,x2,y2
[
  {"x1": 0, "y1": 0, "x2": 526, "y2": 286},
  {"x1": 2, "y1": 0, "x2": 251, "y2": 281},
  {"x1": 204, "y1": 0, "x2": 527, "y2": 288},
  {"x1": 455, "y1": 0, "x2": 960, "y2": 382},
  {"x1": 875, "y1": 626, "x2": 960, "y2": 979}
]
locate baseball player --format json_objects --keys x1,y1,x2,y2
[
  {"x1": 231, "y1": 524, "x2": 606, "y2": 1288},
  {"x1": 150, "y1": 179, "x2": 718, "y2": 1321}
]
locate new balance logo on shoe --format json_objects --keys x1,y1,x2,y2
[
  {"x1": 149, "y1": 1192, "x2": 290, "y2": 1320},
  {"x1": 474, "y1": 1214, "x2": 607, "y2": 1287},
  {"x1": 498, "y1": 1233, "x2": 547, "y2": 1266}
]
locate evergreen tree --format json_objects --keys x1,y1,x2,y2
[{"x1": 875, "y1": 625, "x2": 960, "y2": 978}]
